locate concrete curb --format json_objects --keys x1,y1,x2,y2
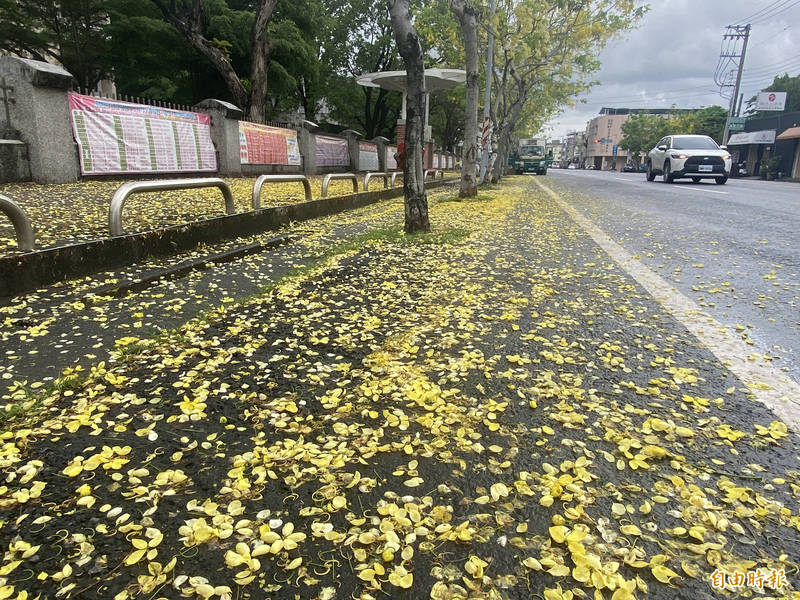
[{"x1": 0, "y1": 178, "x2": 456, "y2": 298}]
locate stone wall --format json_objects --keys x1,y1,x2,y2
[
  {"x1": 0, "y1": 58, "x2": 458, "y2": 183},
  {"x1": 0, "y1": 57, "x2": 79, "y2": 183},
  {"x1": 0, "y1": 140, "x2": 30, "y2": 182}
]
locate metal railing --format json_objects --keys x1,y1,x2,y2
[
  {"x1": 109, "y1": 178, "x2": 235, "y2": 236},
  {"x1": 321, "y1": 173, "x2": 359, "y2": 198},
  {"x1": 74, "y1": 87, "x2": 202, "y2": 113},
  {"x1": 424, "y1": 169, "x2": 443, "y2": 180},
  {"x1": 0, "y1": 194, "x2": 35, "y2": 252},
  {"x1": 391, "y1": 172, "x2": 404, "y2": 187},
  {"x1": 364, "y1": 172, "x2": 391, "y2": 191},
  {"x1": 252, "y1": 174, "x2": 312, "y2": 209}
]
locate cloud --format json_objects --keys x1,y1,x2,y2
[{"x1": 544, "y1": 0, "x2": 800, "y2": 139}]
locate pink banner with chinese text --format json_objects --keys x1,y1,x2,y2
[{"x1": 68, "y1": 93, "x2": 216, "y2": 175}]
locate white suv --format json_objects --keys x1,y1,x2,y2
[{"x1": 646, "y1": 134, "x2": 731, "y2": 185}]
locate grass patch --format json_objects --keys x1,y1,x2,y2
[
  {"x1": 439, "y1": 192, "x2": 498, "y2": 204},
  {"x1": 1, "y1": 371, "x2": 89, "y2": 428},
  {"x1": 325, "y1": 225, "x2": 470, "y2": 254}
]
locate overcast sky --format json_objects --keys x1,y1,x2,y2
[{"x1": 544, "y1": 0, "x2": 800, "y2": 140}]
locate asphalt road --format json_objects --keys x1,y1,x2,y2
[{"x1": 546, "y1": 168, "x2": 800, "y2": 383}]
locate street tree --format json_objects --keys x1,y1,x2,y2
[
  {"x1": 688, "y1": 106, "x2": 727, "y2": 143},
  {"x1": 387, "y1": 0, "x2": 430, "y2": 233},
  {"x1": 429, "y1": 88, "x2": 465, "y2": 152},
  {"x1": 489, "y1": 0, "x2": 646, "y2": 182},
  {"x1": 152, "y1": 0, "x2": 278, "y2": 123},
  {"x1": 450, "y1": 0, "x2": 481, "y2": 197},
  {"x1": 619, "y1": 113, "x2": 671, "y2": 161},
  {"x1": 321, "y1": 0, "x2": 402, "y2": 138},
  {"x1": 0, "y1": 0, "x2": 111, "y2": 89},
  {"x1": 745, "y1": 73, "x2": 800, "y2": 116}
]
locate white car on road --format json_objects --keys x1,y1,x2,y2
[{"x1": 646, "y1": 134, "x2": 731, "y2": 185}]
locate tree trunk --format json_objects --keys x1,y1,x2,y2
[
  {"x1": 492, "y1": 81, "x2": 527, "y2": 182},
  {"x1": 387, "y1": 0, "x2": 430, "y2": 234},
  {"x1": 450, "y1": 0, "x2": 480, "y2": 197},
  {"x1": 154, "y1": 0, "x2": 276, "y2": 122},
  {"x1": 492, "y1": 125, "x2": 510, "y2": 182},
  {"x1": 247, "y1": 0, "x2": 277, "y2": 122}
]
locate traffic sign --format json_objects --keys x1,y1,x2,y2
[{"x1": 728, "y1": 117, "x2": 745, "y2": 131}]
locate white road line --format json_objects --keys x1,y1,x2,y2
[
  {"x1": 681, "y1": 186, "x2": 728, "y2": 195},
  {"x1": 533, "y1": 178, "x2": 800, "y2": 431}
]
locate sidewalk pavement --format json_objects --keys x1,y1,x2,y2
[{"x1": 1, "y1": 178, "x2": 798, "y2": 600}]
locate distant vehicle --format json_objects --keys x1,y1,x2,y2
[
  {"x1": 646, "y1": 134, "x2": 731, "y2": 184},
  {"x1": 567, "y1": 163, "x2": 577, "y2": 169},
  {"x1": 509, "y1": 137, "x2": 552, "y2": 175},
  {"x1": 622, "y1": 163, "x2": 638, "y2": 173}
]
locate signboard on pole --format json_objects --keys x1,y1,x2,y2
[
  {"x1": 728, "y1": 117, "x2": 746, "y2": 131},
  {"x1": 68, "y1": 92, "x2": 216, "y2": 175},
  {"x1": 755, "y1": 91, "x2": 787, "y2": 111},
  {"x1": 239, "y1": 121, "x2": 301, "y2": 165}
]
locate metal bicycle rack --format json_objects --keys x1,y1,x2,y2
[
  {"x1": 321, "y1": 173, "x2": 359, "y2": 198},
  {"x1": 391, "y1": 172, "x2": 404, "y2": 187},
  {"x1": 363, "y1": 172, "x2": 391, "y2": 191},
  {"x1": 0, "y1": 194, "x2": 35, "y2": 252},
  {"x1": 252, "y1": 174, "x2": 312, "y2": 209},
  {"x1": 108, "y1": 178, "x2": 235, "y2": 236}
]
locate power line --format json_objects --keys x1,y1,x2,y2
[
  {"x1": 584, "y1": 83, "x2": 723, "y2": 102},
  {"x1": 740, "y1": 66, "x2": 800, "y2": 87},
  {"x1": 748, "y1": 0, "x2": 800, "y2": 25},
  {"x1": 746, "y1": 24, "x2": 791, "y2": 51},
  {"x1": 737, "y1": 0, "x2": 800, "y2": 25},
  {"x1": 740, "y1": 54, "x2": 800, "y2": 76},
  {"x1": 580, "y1": 91, "x2": 724, "y2": 107},
  {"x1": 731, "y1": 0, "x2": 790, "y2": 25}
]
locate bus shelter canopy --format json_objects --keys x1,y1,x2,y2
[{"x1": 356, "y1": 69, "x2": 466, "y2": 93}]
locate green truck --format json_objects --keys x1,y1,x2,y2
[{"x1": 509, "y1": 137, "x2": 552, "y2": 175}]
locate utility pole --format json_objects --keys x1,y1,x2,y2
[
  {"x1": 719, "y1": 24, "x2": 750, "y2": 145},
  {"x1": 478, "y1": 0, "x2": 495, "y2": 184}
]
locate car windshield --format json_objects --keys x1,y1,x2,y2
[
  {"x1": 521, "y1": 145, "x2": 544, "y2": 155},
  {"x1": 671, "y1": 136, "x2": 719, "y2": 150}
]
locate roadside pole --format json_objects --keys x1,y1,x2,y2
[
  {"x1": 722, "y1": 24, "x2": 750, "y2": 145},
  {"x1": 478, "y1": 0, "x2": 495, "y2": 184}
]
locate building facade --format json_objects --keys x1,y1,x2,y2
[
  {"x1": 585, "y1": 108, "x2": 676, "y2": 170},
  {"x1": 564, "y1": 131, "x2": 586, "y2": 167},
  {"x1": 727, "y1": 111, "x2": 800, "y2": 178}
]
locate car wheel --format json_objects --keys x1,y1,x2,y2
[
  {"x1": 663, "y1": 161, "x2": 673, "y2": 183},
  {"x1": 715, "y1": 175, "x2": 728, "y2": 185},
  {"x1": 646, "y1": 162, "x2": 656, "y2": 181},
  {"x1": 691, "y1": 177, "x2": 701, "y2": 183}
]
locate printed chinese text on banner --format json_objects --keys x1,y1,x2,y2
[
  {"x1": 239, "y1": 121, "x2": 302, "y2": 165},
  {"x1": 68, "y1": 93, "x2": 216, "y2": 175},
  {"x1": 316, "y1": 136, "x2": 350, "y2": 167},
  {"x1": 359, "y1": 141, "x2": 379, "y2": 171}
]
